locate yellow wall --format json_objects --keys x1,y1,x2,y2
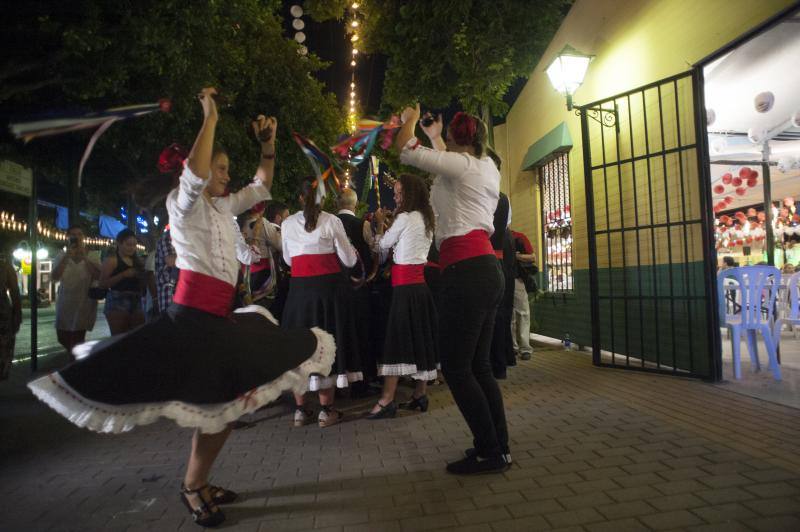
[{"x1": 501, "y1": 0, "x2": 795, "y2": 270}]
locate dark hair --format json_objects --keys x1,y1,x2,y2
[
  {"x1": 299, "y1": 177, "x2": 321, "y2": 232},
  {"x1": 397, "y1": 174, "x2": 435, "y2": 237},
  {"x1": 267, "y1": 201, "x2": 288, "y2": 223},
  {"x1": 486, "y1": 147, "x2": 502, "y2": 170},
  {"x1": 66, "y1": 224, "x2": 84, "y2": 234},
  {"x1": 116, "y1": 228, "x2": 137, "y2": 244},
  {"x1": 722, "y1": 256, "x2": 736, "y2": 267},
  {"x1": 212, "y1": 145, "x2": 228, "y2": 160}
]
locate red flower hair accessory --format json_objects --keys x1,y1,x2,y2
[
  {"x1": 158, "y1": 143, "x2": 188, "y2": 176},
  {"x1": 449, "y1": 112, "x2": 478, "y2": 146}
]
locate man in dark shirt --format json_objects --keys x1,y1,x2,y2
[{"x1": 337, "y1": 189, "x2": 378, "y2": 397}]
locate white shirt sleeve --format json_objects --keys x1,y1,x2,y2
[
  {"x1": 399, "y1": 137, "x2": 472, "y2": 180},
  {"x1": 373, "y1": 213, "x2": 407, "y2": 264},
  {"x1": 216, "y1": 177, "x2": 272, "y2": 216},
  {"x1": 172, "y1": 166, "x2": 208, "y2": 216},
  {"x1": 233, "y1": 220, "x2": 260, "y2": 265},
  {"x1": 281, "y1": 226, "x2": 292, "y2": 267},
  {"x1": 331, "y1": 217, "x2": 358, "y2": 268}
]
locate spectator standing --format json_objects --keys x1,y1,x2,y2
[
  {"x1": 510, "y1": 229, "x2": 536, "y2": 361},
  {"x1": 0, "y1": 254, "x2": 22, "y2": 380}
]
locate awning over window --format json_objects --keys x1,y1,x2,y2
[{"x1": 521, "y1": 122, "x2": 573, "y2": 170}]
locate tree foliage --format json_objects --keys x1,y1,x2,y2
[
  {"x1": 308, "y1": 0, "x2": 570, "y2": 118},
  {"x1": 0, "y1": 0, "x2": 345, "y2": 219}
]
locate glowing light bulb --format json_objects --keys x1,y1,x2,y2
[
  {"x1": 352, "y1": 48, "x2": 358, "y2": 55},
  {"x1": 351, "y1": 34, "x2": 359, "y2": 42},
  {"x1": 350, "y1": 60, "x2": 356, "y2": 66},
  {"x1": 351, "y1": 20, "x2": 359, "y2": 27}
]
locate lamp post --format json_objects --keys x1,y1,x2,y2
[{"x1": 546, "y1": 45, "x2": 618, "y2": 132}]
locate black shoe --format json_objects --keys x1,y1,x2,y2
[
  {"x1": 180, "y1": 483, "x2": 226, "y2": 527},
  {"x1": 399, "y1": 394, "x2": 428, "y2": 412},
  {"x1": 464, "y1": 447, "x2": 512, "y2": 464},
  {"x1": 446, "y1": 454, "x2": 510, "y2": 475},
  {"x1": 365, "y1": 401, "x2": 397, "y2": 419}
]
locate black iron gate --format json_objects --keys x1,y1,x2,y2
[{"x1": 580, "y1": 70, "x2": 720, "y2": 379}]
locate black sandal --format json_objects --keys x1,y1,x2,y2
[
  {"x1": 399, "y1": 394, "x2": 429, "y2": 412},
  {"x1": 208, "y1": 484, "x2": 238, "y2": 505},
  {"x1": 180, "y1": 483, "x2": 226, "y2": 527}
]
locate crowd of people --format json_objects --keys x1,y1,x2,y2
[{"x1": 24, "y1": 88, "x2": 538, "y2": 527}]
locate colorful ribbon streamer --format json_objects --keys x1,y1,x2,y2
[
  {"x1": 331, "y1": 116, "x2": 401, "y2": 167},
  {"x1": 291, "y1": 132, "x2": 341, "y2": 204},
  {"x1": 9, "y1": 99, "x2": 171, "y2": 186}
]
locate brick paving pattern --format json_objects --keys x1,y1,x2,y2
[{"x1": 2, "y1": 346, "x2": 799, "y2": 531}]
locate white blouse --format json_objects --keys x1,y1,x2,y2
[
  {"x1": 54, "y1": 253, "x2": 99, "y2": 331},
  {"x1": 399, "y1": 138, "x2": 500, "y2": 248},
  {"x1": 281, "y1": 211, "x2": 357, "y2": 267},
  {"x1": 166, "y1": 166, "x2": 270, "y2": 287},
  {"x1": 373, "y1": 211, "x2": 432, "y2": 265}
]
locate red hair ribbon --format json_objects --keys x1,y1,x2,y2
[
  {"x1": 158, "y1": 143, "x2": 188, "y2": 176},
  {"x1": 251, "y1": 201, "x2": 266, "y2": 214},
  {"x1": 449, "y1": 112, "x2": 477, "y2": 146}
]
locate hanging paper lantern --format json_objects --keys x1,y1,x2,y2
[
  {"x1": 747, "y1": 178, "x2": 758, "y2": 188},
  {"x1": 724, "y1": 196, "x2": 734, "y2": 204},
  {"x1": 746, "y1": 208, "x2": 757, "y2": 217},
  {"x1": 734, "y1": 211, "x2": 746, "y2": 221},
  {"x1": 721, "y1": 172, "x2": 733, "y2": 185},
  {"x1": 745, "y1": 236, "x2": 753, "y2": 244},
  {"x1": 736, "y1": 187, "x2": 747, "y2": 196},
  {"x1": 736, "y1": 239, "x2": 744, "y2": 246},
  {"x1": 757, "y1": 212, "x2": 766, "y2": 222},
  {"x1": 738, "y1": 167, "x2": 751, "y2": 179},
  {"x1": 713, "y1": 184, "x2": 725, "y2": 194},
  {"x1": 750, "y1": 170, "x2": 759, "y2": 179},
  {"x1": 732, "y1": 177, "x2": 743, "y2": 187}
]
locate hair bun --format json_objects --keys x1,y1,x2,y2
[{"x1": 449, "y1": 112, "x2": 478, "y2": 146}]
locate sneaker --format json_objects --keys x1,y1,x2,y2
[
  {"x1": 318, "y1": 406, "x2": 343, "y2": 428},
  {"x1": 520, "y1": 352, "x2": 532, "y2": 361},
  {"x1": 446, "y1": 454, "x2": 510, "y2": 475},
  {"x1": 293, "y1": 408, "x2": 313, "y2": 427},
  {"x1": 464, "y1": 447, "x2": 512, "y2": 464}
]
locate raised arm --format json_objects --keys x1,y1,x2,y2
[
  {"x1": 186, "y1": 87, "x2": 218, "y2": 181},
  {"x1": 252, "y1": 115, "x2": 277, "y2": 190},
  {"x1": 420, "y1": 113, "x2": 446, "y2": 152},
  {"x1": 394, "y1": 103, "x2": 421, "y2": 153}
]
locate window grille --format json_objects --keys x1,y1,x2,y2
[{"x1": 539, "y1": 153, "x2": 573, "y2": 292}]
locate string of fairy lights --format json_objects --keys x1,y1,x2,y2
[{"x1": 343, "y1": 2, "x2": 362, "y2": 189}]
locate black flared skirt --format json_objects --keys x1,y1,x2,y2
[
  {"x1": 282, "y1": 273, "x2": 363, "y2": 389},
  {"x1": 28, "y1": 304, "x2": 335, "y2": 434},
  {"x1": 379, "y1": 283, "x2": 438, "y2": 380}
]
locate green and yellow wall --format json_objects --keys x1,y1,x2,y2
[{"x1": 495, "y1": 0, "x2": 795, "y2": 363}]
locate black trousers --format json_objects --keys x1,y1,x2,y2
[{"x1": 438, "y1": 255, "x2": 508, "y2": 457}]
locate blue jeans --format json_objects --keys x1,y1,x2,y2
[{"x1": 104, "y1": 290, "x2": 142, "y2": 314}]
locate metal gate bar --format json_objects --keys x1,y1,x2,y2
[{"x1": 581, "y1": 71, "x2": 714, "y2": 378}]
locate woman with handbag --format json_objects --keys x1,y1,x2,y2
[
  {"x1": 28, "y1": 87, "x2": 335, "y2": 528},
  {"x1": 53, "y1": 226, "x2": 101, "y2": 357}
]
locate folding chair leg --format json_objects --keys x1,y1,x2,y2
[
  {"x1": 731, "y1": 327, "x2": 742, "y2": 380},
  {"x1": 761, "y1": 328, "x2": 782, "y2": 381},
  {"x1": 745, "y1": 329, "x2": 760, "y2": 372}
]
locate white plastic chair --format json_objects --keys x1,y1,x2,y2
[
  {"x1": 717, "y1": 266, "x2": 782, "y2": 381},
  {"x1": 775, "y1": 271, "x2": 800, "y2": 344}
]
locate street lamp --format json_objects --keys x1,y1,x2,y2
[
  {"x1": 545, "y1": 45, "x2": 593, "y2": 111},
  {"x1": 546, "y1": 44, "x2": 617, "y2": 131}
]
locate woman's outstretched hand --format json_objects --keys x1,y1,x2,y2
[
  {"x1": 252, "y1": 115, "x2": 278, "y2": 147},
  {"x1": 420, "y1": 113, "x2": 443, "y2": 141},
  {"x1": 401, "y1": 103, "x2": 421, "y2": 125},
  {"x1": 198, "y1": 87, "x2": 218, "y2": 121}
]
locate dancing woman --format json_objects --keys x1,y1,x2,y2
[
  {"x1": 366, "y1": 174, "x2": 438, "y2": 419},
  {"x1": 281, "y1": 177, "x2": 361, "y2": 428},
  {"x1": 28, "y1": 87, "x2": 335, "y2": 527},
  {"x1": 395, "y1": 105, "x2": 510, "y2": 475}
]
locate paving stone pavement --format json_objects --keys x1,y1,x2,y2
[{"x1": 2, "y1": 346, "x2": 800, "y2": 532}]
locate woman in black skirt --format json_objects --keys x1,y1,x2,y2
[
  {"x1": 365, "y1": 174, "x2": 438, "y2": 419},
  {"x1": 395, "y1": 105, "x2": 510, "y2": 475},
  {"x1": 28, "y1": 88, "x2": 335, "y2": 528},
  {"x1": 281, "y1": 178, "x2": 360, "y2": 428}
]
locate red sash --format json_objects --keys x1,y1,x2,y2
[
  {"x1": 247, "y1": 258, "x2": 271, "y2": 274},
  {"x1": 291, "y1": 253, "x2": 341, "y2": 277},
  {"x1": 391, "y1": 264, "x2": 425, "y2": 287},
  {"x1": 439, "y1": 230, "x2": 494, "y2": 269},
  {"x1": 173, "y1": 270, "x2": 235, "y2": 317},
  {"x1": 494, "y1": 249, "x2": 504, "y2": 259}
]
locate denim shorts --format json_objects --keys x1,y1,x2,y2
[{"x1": 104, "y1": 290, "x2": 142, "y2": 314}]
